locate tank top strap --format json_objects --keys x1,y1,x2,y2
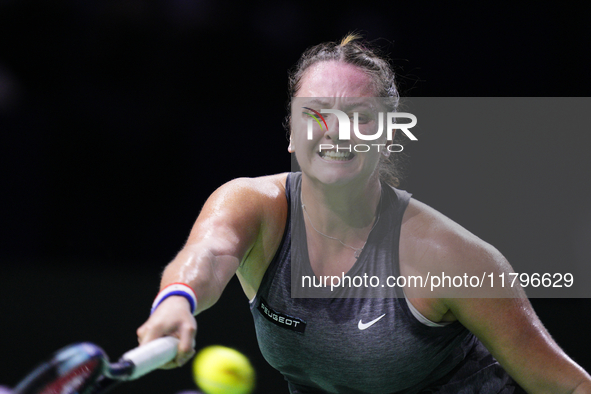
[{"x1": 251, "y1": 172, "x2": 295, "y2": 304}]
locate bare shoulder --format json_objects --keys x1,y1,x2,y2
[
  {"x1": 223, "y1": 173, "x2": 289, "y2": 242},
  {"x1": 399, "y1": 198, "x2": 520, "y2": 321},
  {"x1": 193, "y1": 173, "x2": 288, "y2": 231},
  {"x1": 187, "y1": 173, "x2": 288, "y2": 268},
  {"x1": 224, "y1": 173, "x2": 288, "y2": 196},
  {"x1": 204, "y1": 173, "x2": 288, "y2": 211},
  {"x1": 400, "y1": 198, "x2": 512, "y2": 281},
  {"x1": 191, "y1": 173, "x2": 289, "y2": 299}
]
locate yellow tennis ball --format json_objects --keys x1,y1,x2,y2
[{"x1": 192, "y1": 345, "x2": 255, "y2": 394}]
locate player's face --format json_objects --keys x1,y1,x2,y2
[{"x1": 289, "y1": 61, "x2": 389, "y2": 187}]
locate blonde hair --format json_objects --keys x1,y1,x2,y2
[{"x1": 339, "y1": 33, "x2": 362, "y2": 46}]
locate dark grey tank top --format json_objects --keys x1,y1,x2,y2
[{"x1": 250, "y1": 173, "x2": 518, "y2": 394}]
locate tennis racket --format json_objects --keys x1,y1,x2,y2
[{"x1": 13, "y1": 336, "x2": 179, "y2": 394}]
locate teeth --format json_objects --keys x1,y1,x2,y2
[{"x1": 320, "y1": 151, "x2": 353, "y2": 161}]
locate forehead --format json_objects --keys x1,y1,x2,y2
[{"x1": 297, "y1": 61, "x2": 375, "y2": 98}]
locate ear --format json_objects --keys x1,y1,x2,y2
[
  {"x1": 288, "y1": 137, "x2": 295, "y2": 153},
  {"x1": 383, "y1": 133, "x2": 395, "y2": 158}
]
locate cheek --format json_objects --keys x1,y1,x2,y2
[
  {"x1": 290, "y1": 133, "x2": 313, "y2": 159},
  {"x1": 292, "y1": 121, "x2": 325, "y2": 149}
]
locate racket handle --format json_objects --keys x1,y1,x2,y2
[{"x1": 121, "y1": 336, "x2": 179, "y2": 380}]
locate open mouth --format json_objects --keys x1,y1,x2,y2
[{"x1": 318, "y1": 150, "x2": 355, "y2": 161}]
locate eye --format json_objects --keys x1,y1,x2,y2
[
  {"x1": 302, "y1": 108, "x2": 325, "y2": 118},
  {"x1": 351, "y1": 113, "x2": 372, "y2": 124}
]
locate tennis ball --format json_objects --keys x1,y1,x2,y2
[{"x1": 192, "y1": 345, "x2": 255, "y2": 394}]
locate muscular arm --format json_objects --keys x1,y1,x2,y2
[
  {"x1": 160, "y1": 178, "x2": 265, "y2": 314},
  {"x1": 401, "y1": 199, "x2": 591, "y2": 393},
  {"x1": 137, "y1": 174, "x2": 287, "y2": 365}
]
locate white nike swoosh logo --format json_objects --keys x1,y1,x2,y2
[{"x1": 358, "y1": 314, "x2": 386, "y2": 330}]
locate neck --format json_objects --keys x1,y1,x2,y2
[{"x1": 300, "y1": 172, "x2": 382, "y2": 242}]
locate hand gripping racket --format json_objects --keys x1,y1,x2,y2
[{"x1": 13, "y1": 337, "x2": 179, "y2": 394}]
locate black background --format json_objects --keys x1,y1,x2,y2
[{"x1": 1, "y1": 1, "x2": 590, "y2": 393}]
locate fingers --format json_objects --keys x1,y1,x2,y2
[
  {"x1": 137, "y1": 321, "x2": 196, "y2": 367},
  {"x1": 175, "y1": 347, "x2": 196, "y2": 367},
  {"x1": 136, "y1": 296, "x2": 197, "y2": 368},
  {"x1": 159, "y1": 360, "x2": 181, "y2": 370},
  {"x1": 176, "y1": 322, "x2": 197, "y2": 366},
  {"x1": 136, "y1": 323, "x2": 148, "y2": 345},
  {"x1": 136, "y1": 321, "x2": 162, "y2": 346}
]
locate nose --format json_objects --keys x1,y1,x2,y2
[{"x1": 323, "y1": 114, "x2": 343, "y2": 143}]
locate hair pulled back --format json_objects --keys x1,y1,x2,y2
[{"x1": 286, "y1": 34, "x2": 405, "y2": 187}]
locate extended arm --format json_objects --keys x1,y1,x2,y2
[{"x1": 136, "y1": 175, "x2": 287, "y2": 366}]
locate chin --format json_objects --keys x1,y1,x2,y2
[{"x1": 304, "y1": 166, "x2": 367, "y2": 188}]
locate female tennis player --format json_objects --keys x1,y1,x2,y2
[{"x1": 137, "y1": 35, "x2": 591, "y2": 393}]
